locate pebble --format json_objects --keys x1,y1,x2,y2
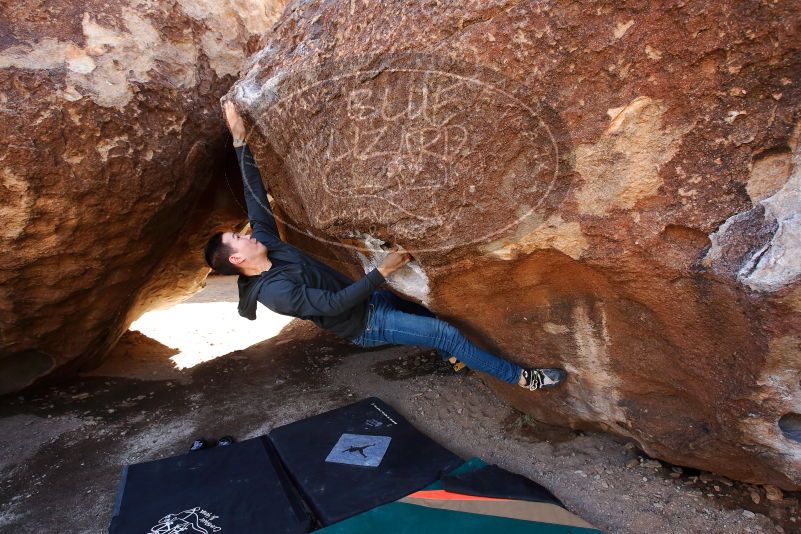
[
  {"x1": 764, "y1": 485, "x2": 783, "y2": 501},
  {"x1": 625, "y1": 459, "x2": 639, "y2": 468},
  {"x1": 742, "y1": 510, "x2": 756, "y2": 519},
  {"x1": 750, "y1": 490, "x2": 761, "y2": 504}
]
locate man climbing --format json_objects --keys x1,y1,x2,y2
[{"x1": 203, "y1": 101, "x2": 566, "y2": 392}]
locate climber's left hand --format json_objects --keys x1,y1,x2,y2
[{"x1": 223, "y1": 100, "x2": 247, "y2": 144}]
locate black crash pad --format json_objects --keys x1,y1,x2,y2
[
  {"x1": 108, "y1": 435, "x2": 311, "y2": 534},
  {"x1": 269, "y1": 397, "x2": 463, "y2": 526}
]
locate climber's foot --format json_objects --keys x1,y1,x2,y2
[
  {"x1": 448, "y1": 356, "x2": 467, "y2": 373},
  {"x1": 217, "y1": 435, "x2": 235, "y2": 447},
  {"x1": 189, "y1": 438, "x2": 215, "y2": 452},
  {"x1": 519, "y1": 368, "x2": 566, "y2": 391}
]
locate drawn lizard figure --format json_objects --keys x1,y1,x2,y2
[{"x1": 342, "y1": 443, "x2": 375, "y2": 458}]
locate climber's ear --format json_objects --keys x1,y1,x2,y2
[{"x1": 228, "y1": 252, "x2": 246, "y2": 266}]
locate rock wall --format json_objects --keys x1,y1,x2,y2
[
  {"x1": 0, "y1": 0, "x2": 288, "y2": 393},
  {"x1": 227, "y1": 0, "x2": 801, "y2": 487}
]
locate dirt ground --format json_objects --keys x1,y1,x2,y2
[{"x1": 1, "y1": 278, "x2": 799, "y2": 533}]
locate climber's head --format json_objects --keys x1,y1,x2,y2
[{"x1": 204, "y1": 231, "x2": 266, "y2": 275}]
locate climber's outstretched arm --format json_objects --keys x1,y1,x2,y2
[
  {"x1": 224, "y1": 100, "x2": 280, "y2": 242},
  {"x1": 235, "y1": 144, "x2": 280, "y2": 239},
  {"x1": 264, "y1": 272, "x2": 386, "y2": 318}
]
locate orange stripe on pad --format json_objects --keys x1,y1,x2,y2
[{"x1": 407, "y1": 490, "x2": 507, "y2": 502}]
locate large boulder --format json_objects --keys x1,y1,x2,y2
[
  {"x1": 228, "y1": 0, "x2": 801, "y2": 487},
  {"x1": 0, "y1": 0, "x2": 288, "y2": 393}
]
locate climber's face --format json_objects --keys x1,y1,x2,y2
[{"x1": 222, "y1": 231, "x2": 266, "y2": 267}]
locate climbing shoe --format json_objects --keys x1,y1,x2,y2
[
  {"x1": 520, "y1": 368, "x2": 566, "y2": 391},
  {"x1": 446, "y1": 356, "x2": 467, "y2": 373},
  {"x1": 189, "y1": 438, "x2": 214, "y2": 452},
  {"x1": 217, "y1": 435, "x2": 235, "y2": 446}
]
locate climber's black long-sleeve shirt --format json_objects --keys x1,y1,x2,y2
[{"x1": 234, "y1": 144, "x2": 385, "y2": 340}]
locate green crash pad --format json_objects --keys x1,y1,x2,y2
[{"x1": 318, "y1": 458, "x2": 602, "y2": 533}]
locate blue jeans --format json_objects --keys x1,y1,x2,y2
[{"x1": 348, "y1": 289, "x2": 522, "y2": 384}]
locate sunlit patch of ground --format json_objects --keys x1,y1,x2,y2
[{"x1": 130, "y1": 275, "x2": 293, "y2": 369}]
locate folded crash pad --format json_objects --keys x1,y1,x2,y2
[
  {"x1": 269, "y1": 397, "x2": 463, "y2": 525},
  {"x1": 441, "y1": 463, "x2": 561, "y2": 504},
  {"x1": 318, "y1": 458, "x2": 602, "y2": 533},
  {"x1": 108, "y1": 436, "x2": 311, "y2": 534}
]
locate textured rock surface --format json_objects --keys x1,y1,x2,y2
[
  {"x1": 0, "y1": 0, "x2": 287, "y2": 393},
  {"x1": 228, "y1": 0, "x2": 801, "y2": 487}
]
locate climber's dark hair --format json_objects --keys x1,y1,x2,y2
[{"x1": 204, "y1": 232, "x2": 242, "y2": 275}]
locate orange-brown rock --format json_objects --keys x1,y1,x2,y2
[
  {"x1": 0, "y1": 0, "x2": 288, "y2": 393},
  {"x1": 228, "y1": 0, "x2": 801, "y2": 487}
]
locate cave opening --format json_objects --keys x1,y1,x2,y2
[{"x1": 778, "y1": 413, "x2": 801, "y2": 443}]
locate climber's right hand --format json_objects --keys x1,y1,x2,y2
[{"x1": 377, "y1": 245, "x2": 412, "y2": 277}]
